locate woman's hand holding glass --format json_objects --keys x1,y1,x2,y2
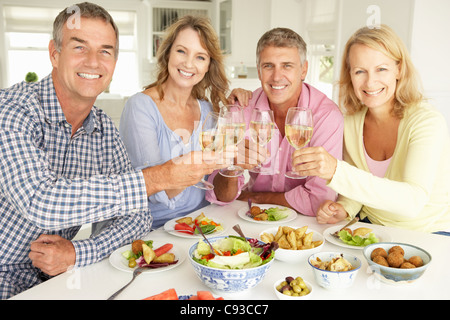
[
  {"x1": 285, "y1": 107, "x2": 314, "y2": 179},
  {"x1": 291, "y1": 146, "x2": 338, "y2": 181}
]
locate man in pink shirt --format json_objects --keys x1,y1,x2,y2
[{"x1": 206, "y1": 28, "x2": 343, "y2": 216}]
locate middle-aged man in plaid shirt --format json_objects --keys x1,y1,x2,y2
[{"x1": 0, "y1": 2, "x2": 226, "y2": 299}]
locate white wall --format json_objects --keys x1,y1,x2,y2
[{"x1": 410, "y1": 0, "x2": 450, "y2": 131}]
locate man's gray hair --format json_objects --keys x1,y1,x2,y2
[
  {"x1": 52, "y1": 2, "x2": 119, "y2": 59},
  {"x1": 256, "y1": 28, "x2": 307, "y2": 66}
]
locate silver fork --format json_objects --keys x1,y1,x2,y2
[
  {"x1": 107, "y1": 267, "x2": 144, "y2": 300},
  {"x1": 330, "y1": 217, "x2": 359, "y2": 239}
]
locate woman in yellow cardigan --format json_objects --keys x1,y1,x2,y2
[{"x1": 292, "y1": 25, "x2": 450, "y2": 233}]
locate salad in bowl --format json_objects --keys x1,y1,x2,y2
[
  {"x1": 192, "y1": 236, "x2": 275, "y2": 269},
  {"x1": 189, "y1": 236, "x2": 277, "y2": 293}
]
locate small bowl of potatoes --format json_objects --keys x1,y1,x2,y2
[{"x1": 259, "y1": 225, "x2": 324, "y2": 263}]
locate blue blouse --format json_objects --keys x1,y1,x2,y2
[{"x1": 119, "y1": 92, "x2": 212, "y2": 228}]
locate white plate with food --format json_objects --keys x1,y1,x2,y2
[
  {"x1": 323, "y1": 223, "x2": 392, "y2": 250},
  {"x1": 163, "y1": 212, "x2": 227, "y2": 238},
  {"x1": 109, "y1": 240, "x2": 185, "y2": 273},
  {"x1": 237, "y1": 204, "x2": 297, "y2": 224}
]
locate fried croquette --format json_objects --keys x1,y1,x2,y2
[
  {"x1": 387, "y1": 252, "x2": 404, "y2": 268},
  {"x1": 408, "y1": 256, "x2": 424, "y2": 267},
  {"x1": 400, "y1": 262, "x2": 416, "y2": 269},
  {"x1": 132, "y1": 239, "x2": 145, "y2": 255},
  {"x1": 371, "y1": 247, "x2": 388, "y2": 260},
  {"x1": 388, "y1": 245, "x2": 405, "y2": 256},
  {"x1": 250, "y1": 206, "x2": 261, "y2": 217},
  {"x1": 373, "y1": 255, "x2": 389, "y2": 267}
]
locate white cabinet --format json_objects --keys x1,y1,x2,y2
[
  {"x1": 222, "y1": 0, "x2": 270, "y2": 68},
  {"x1": 148, "y1": 1, "x2": 213, "y2": 59}
]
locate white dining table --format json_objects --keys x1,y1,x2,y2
[{"x1": 10, "y1": 200, "x2": 450, "y2": 301}]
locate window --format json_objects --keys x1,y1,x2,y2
[
  {"x1": 2, "y1": 5, "x2": 139, "y2": 96},
  {"x1": 304, "y1": 0, "x2": 339, "y2": 101},
  {"x1": 308, "y1": 44, "x2": 335, "y2": 100}
]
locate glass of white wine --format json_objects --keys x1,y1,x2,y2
[
  {"x1": 285, "y1": 107, "x2": 314, "y2": 179},
  {"x1": 194, "y1": 111, "x2": 225, "y2": 190},
  {"x1": 249, "y1": 109, "x2": 274, "y2": 174},
  {"x1": 219, "y1": 105, "x2": 246, "y2": 178}
]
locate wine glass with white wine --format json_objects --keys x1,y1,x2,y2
[
  {"x1": 194, "y1": 111, "x2": 225, "y2": 190},
  {"x1": 249, "y1": 109, "x2": 274, "y2": 174},
  {"x1": 285, "y1": 107, "x2": 314, "y2": 179},
  {"x1": 219, "y1": 105, "x2": 246, "y2": 178}
]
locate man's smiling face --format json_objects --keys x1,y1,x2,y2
[
  {"x1": 49, "y1": 17, "x2": 117, "y2": 103},
  {"x1": 257, "y1": 46, "x2": 308, "y2": 110}
]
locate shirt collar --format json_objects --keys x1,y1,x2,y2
[{"x1": 38, "y1": 74, "x2": 101, "y2": 134}]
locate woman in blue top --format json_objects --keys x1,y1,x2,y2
[{"x1": 119, "y1": 16, "x2": 230, "y2": 228}]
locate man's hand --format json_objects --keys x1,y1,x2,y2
[
  {"x1": 29, "y1": 234, "x2": 76, "y2": 276},
  {"x1": 235, "y1": 139, "x2": 268, "y2": 170},
  {"x1": 237, "y1": 190, "x2": 292, "y2": 209},
  {"x1": 142, "y1": 149, "x2": 233, "y2": 197},
  {"x1": 227, "y1": 88, "x2": 252, "y2": 107}
]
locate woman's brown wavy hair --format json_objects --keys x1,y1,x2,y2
[
  {"x1": 339, "y1": 24, "x2": 424, "y2": 118},
  {"x1": 145, "y1": 15, "x2": 229, "y2": 112}
]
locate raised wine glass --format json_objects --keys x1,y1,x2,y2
[
  {"x1": 284, "y1": 107, "x2": 314, "y2": 179},
  {"x1": 194, "y1": 111, "x2": 225, "y2": 190},
  {"x1": 219, "y1": 105, "x2": 246, "y2": 178},
  {"x1": 248, "y1": 109, "x2": 274, "y2": 174}
]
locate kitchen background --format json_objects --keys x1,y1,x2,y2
[{"x1": 0, "y1": 0, "x2": 449, "y2": 131}]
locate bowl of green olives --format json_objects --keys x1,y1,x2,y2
[{"x1": 273, "y1": 276, "x2": 312, "y2": 300}]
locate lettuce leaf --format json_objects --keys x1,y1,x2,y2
[
  {"x1": 266, "y1": 207, "x2": 289, "y2": 221},
  {"x1": 338, "y1": 230, "x2": 379, "y2": 246},
  {"x1": 196, "y1": 240, "x2": 212, "y2": 256},
  {"x1": 213, "y1": 237, "x2": 251, "y2": 254}
]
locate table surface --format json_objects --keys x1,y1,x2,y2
[{"x1": 10, "y1": 201, "x2": 450, "y2": 300}]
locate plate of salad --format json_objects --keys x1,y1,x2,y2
[
  {"x1": 109, "y1": 240, "x2": 185, "y2": 273},
  {"x1": 237, "y1": 204, "x2": 297, "y2": 224},
  {"x1": 323, "y1": 223, "x2": 391, "y2": 250},
  {"x1": 191, "y1": 236, "x2": 276, "y2": 269},
  {"x1": 163, "y1": 212, "x2": 226, "y2": 238}
]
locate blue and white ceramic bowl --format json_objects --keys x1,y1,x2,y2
[
  {"x1": 188, "y1": 236, "x2": 274, "y2": 294},
  {"x1": 363, "y1": 242, "x2": 432, "y2": 285},
  {"x1": 308, "y1": 252, "x2": 361, "y2": 290}
]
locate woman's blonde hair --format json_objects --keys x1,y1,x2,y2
[
  {"x1": 339, "y1": 24, "x2": 423, "y2": 118},
  {"x1": 145, "y1": 15, "x2": 229, "y2": 111}
]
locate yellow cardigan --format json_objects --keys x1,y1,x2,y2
[{"x1": 328, "y1": 103, "x2": 450, "y2": 233}]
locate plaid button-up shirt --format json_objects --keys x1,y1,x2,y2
[{"x1": 0, "y1": 74, "x2": 151, "y2": 299}]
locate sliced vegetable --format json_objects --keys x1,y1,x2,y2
[
  {"x1": 143, "y1": 289, "x2": 224, "y2": 300},
  {"x1": 143, "y1": 288, "x2": 178, "y2": 300},
  {"x1": 194, "y1": 224, "x2": 216, "y2": 234},
  {"x1": 174, "y1": 223, "x2": 195, "y2": 234},
  {"x1": 197, "y1": 291, "x2": 215, "y2": 300},
  {"x1": 153, "y1": 243, "x2": 173, "y2": 257}
]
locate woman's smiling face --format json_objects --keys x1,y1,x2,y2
[
  {"x1": 167, "y1": 27, "x2": 211, "y2": 90},
  {"x1": 349, "y1": 44, "x2": 400, "y2": 111}
]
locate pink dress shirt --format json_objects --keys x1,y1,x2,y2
[{"x1": 206, "y1": 83, "x2": 344, "y2": 216}]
